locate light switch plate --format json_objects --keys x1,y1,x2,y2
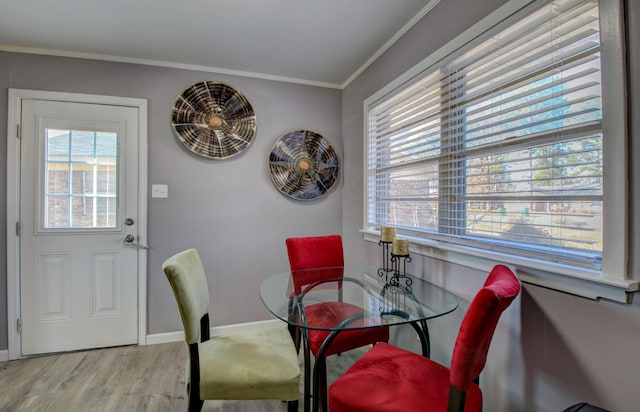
[{"x1": 151, "y1": 184, "x2": 168, "y2": 198}]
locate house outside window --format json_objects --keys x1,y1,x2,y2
[
  {"x1": 364, "y1": 0, "x2": 635, "y2": 300},
  {"x1": 45, "y1": 129, "x2": 118, "y2": 229}
]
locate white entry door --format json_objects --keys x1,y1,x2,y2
[{"x1": 19, "y1": 99, "x2": 140, "y2": 356}]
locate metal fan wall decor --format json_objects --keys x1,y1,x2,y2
[
  {"x1": 269, "y1": 130, "x2": 339, "y2": 200},
  {"x1": 171, "y1": 81, "x2": 256, "y2": 159}
]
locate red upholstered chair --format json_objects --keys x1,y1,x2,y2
[
  {"x1": 328, "y1": 264, "x2": 520, "y2": 412},
  {"x1": 286, "y1": 234, "x2": 389, "y2": 411}
]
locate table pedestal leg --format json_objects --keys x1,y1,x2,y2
[{"x1": 409, "y1": 320, "x2": 431, "y2": 357}]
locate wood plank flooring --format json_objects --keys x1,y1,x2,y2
[{"x1": 0, "y1": 341, "x2": 364, "y2": 412}]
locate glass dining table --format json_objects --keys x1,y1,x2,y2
[{"x1": 259, "y1": 266, "x2": 458, "y2": 412}]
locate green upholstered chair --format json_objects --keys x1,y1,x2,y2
[{"x1": 163, "y1": 249, "x2": 301, "y2": 412}]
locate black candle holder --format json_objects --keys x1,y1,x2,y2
[
  {"x1": 377, "y1": 240, "x2": 395, "y2": 283},
  {"x1": 390, "y1": 253, "x2": 413, "y2": 294},
  {"x1": 378, "y1": 246, "x2": 413, "y2": 315},
  {"x1": 378, "y1": 240, "x2": 413, "y2": 293}
]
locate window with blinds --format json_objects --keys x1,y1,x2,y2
[{"x1": 367, "y1": 0, "x2": 606, "y2": 270}]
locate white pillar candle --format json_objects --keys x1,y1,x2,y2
[
  {"x1": 392, "y1": 238, "x2": 409, "y2": 255},
  {"x1": 381, "y1": 226, "x2": 396, "y2": 242}
]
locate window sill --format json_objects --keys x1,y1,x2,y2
[{"x1": 362, "y1": 230, "x2": 638, "y2": 303}]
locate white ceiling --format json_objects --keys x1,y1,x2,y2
[{"x1": 0, "y1": 0, "x2": 437, "y2": 88}]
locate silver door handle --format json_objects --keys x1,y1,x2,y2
[{"x1": 123, "y1": 234, "x2": 149, "y2": 250}]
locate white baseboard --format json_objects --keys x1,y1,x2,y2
[
  {"x1": 145, "y1": 319, "x2": 284, "y2": 345},
  {"x1": 0, "y1": 320, "x2": 285, "y2": 357},
  {"x1": 145, "y1": 331, "x2": 184, "y2": 345}
]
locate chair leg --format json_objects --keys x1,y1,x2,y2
[
  {"x1": 288, "y1": 324, "x2": 300, "y2": 351},
  {"x1": 294, "y1": 327, "x2": 302, "y2": 354},
  {"x1": 287, "y1": 399, "x2": 299, "y2": 412},
  {"x1": 311, "y1": 356, "x2": 329, "y2": 412},
  {"x1": 187, "y1": 393, "x2": 203, "y2": 412},
  {"x1": 318, "y1": 361, "x2": 328, "y2": 412},
  {"x1": 303, "y1": 342, "x2": 311, "y2": 412},
  {"x1": 448, "y1": 386, "x2": 467, "y2": 412},
  {"x1": 187, "y1": 343, "x2": 203, "y2": 412}
]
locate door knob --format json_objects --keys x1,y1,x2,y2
[{"x1": 123, "y1": 234, "x2": 149, "y2": 250}]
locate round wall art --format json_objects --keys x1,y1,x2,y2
[
  {"x1": 171, "y1": 81, "x2": 256, "y2": 160},
  {"x1": 269, "y1": 130, "x2": 340, "y2": 200}
]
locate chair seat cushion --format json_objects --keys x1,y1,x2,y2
[
  {"x1": 304, "y1": 302, "x2": 389, "y2": 356},
  {"x1": 329, "y1": 342, "x2": 482, "y2": 412},
  {"x1": 197, "y1": 327, "x2": 300, "y2": 400}
]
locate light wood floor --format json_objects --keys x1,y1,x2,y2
[{"x1": 0, "y1": 341, "x2": 363, "y2": 412}]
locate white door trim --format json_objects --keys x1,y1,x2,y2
[{"x1": 6, "y1": 88, "x2": 148, "y2": 360}]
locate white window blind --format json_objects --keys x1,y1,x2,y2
[{"x1": 367, "y1": 0, "x2": 605, "y2": 270}]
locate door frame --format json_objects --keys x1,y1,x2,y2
[{"x1": 6, "y1": 88, "x2": 148, "y2": 360}]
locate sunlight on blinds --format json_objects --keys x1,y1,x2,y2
[{"x1": 367, "y1": 0, "x2": 602, "y2": 269}]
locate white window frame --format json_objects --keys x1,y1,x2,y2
[{"x1": 362, "y1": 0, "x2": 638, "y2": 302}]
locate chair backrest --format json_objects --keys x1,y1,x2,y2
[
  {"x1": 286, "y1": 234, "x2": 344, "y2": 270},
  {"x1": 285, "y1": 235, "x2": 345, "y2": 294},
  {"x1": 162, "y1": 248, "x2": 210, "y2": 345},
  {"x1": 449, "y1": 264, "x2": 521, "y2": 392}
]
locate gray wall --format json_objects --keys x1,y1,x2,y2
[
  {"x1": 0, "y1": 51, "x2": 342, "y2": 343},
  {"x1": 2, "y1": 0, "x2": 640, "y2": 410},
  {"x1": 341, "y1": 0, "x2": 640, "y2": 411}
]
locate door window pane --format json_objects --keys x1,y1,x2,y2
[
  {"x1": 44, "y1": 129, "x2": 119, "y2": 229},
  {"x1": 46, "y1": 196, "x2": 70, "y2": 228}
]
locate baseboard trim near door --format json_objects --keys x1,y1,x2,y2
[
  {"x1": 145, "y1": 319, "x2": 284, "y2": 345},
  {"x1": 0, "y1": 349, "x2": 8, "y2": 362}
]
